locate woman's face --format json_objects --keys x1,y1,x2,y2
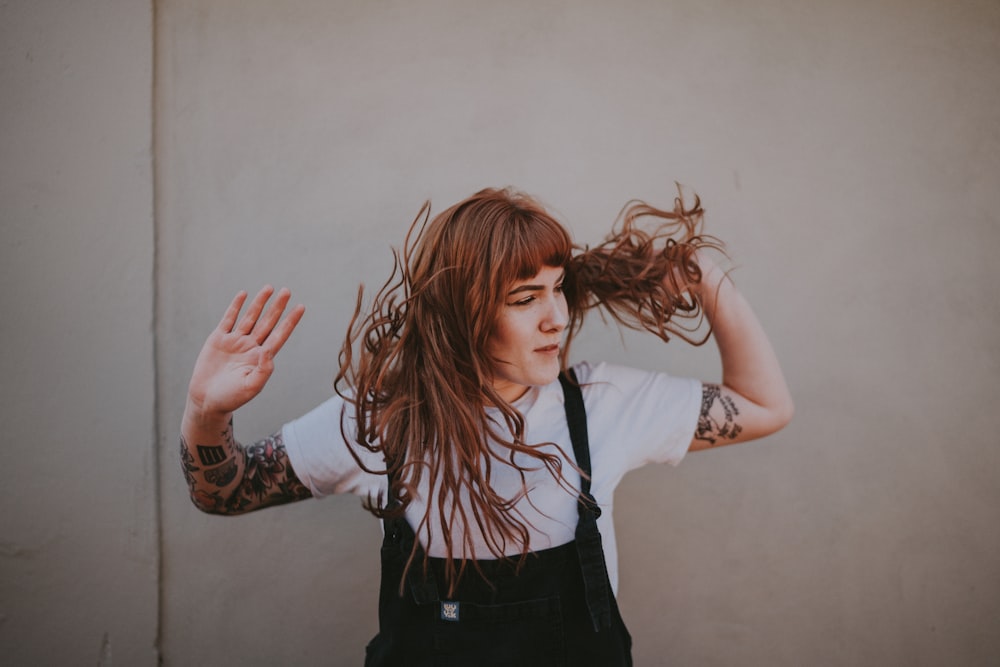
[{"x1": 487, "y1": 265, "x2": 568, "y2": 403}]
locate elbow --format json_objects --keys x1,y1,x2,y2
[
  {"x1": 750, "y1": 391, "x2": 793, "y2": 440},
  {"x1": 189, "y1": 489, "x2": 236, "y2": 516},
  {"x1": 770, "y1": 395, "x2": 795, "y2": 434}
]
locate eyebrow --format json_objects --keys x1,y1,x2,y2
[
  {"x1": 508, "y1": 284, "x2": 544, "y2": 295},
  {"x1": 506, "y1": 270, "x2": 565, "y2": 296}
]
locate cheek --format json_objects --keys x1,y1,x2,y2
[
  {"x1": 487, "y1": 313, "x2": 528, "y2": 359},
  {"x1": 486, "y1": 319, "x2": 512, "y2": 358}
]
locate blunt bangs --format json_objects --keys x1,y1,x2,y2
[{"x1": 503, "y1": 208, "x2": 573, "y2": 281}]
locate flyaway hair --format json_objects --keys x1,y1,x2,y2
[
  {"x1": 335, "y1": 186, "x2": 721, "y2": 594},
  {"x1": 565, "y1": 186, "x2": 724, "y2": 361}
]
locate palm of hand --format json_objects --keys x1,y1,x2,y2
[{"x1": 187, "y1": 286, "x2": 305, "y2": 417}]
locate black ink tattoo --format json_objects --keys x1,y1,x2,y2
[
  {"x1": 181, "y1": 429, "x2": 311, "y2": 514},
  {"x1": 233, "y1": 432, "x2": 312, "y2": 510},
  {"x1": 182, "y1": 436, "x2": 225, "y2": 512},
  {"x1": 695, "y1": 383, "x2": 743, "y2": 446},
  {"x1": 223, "y1": 417, "x2": 236, "y2": 449},
  {"x1": 197, "y1": 444, "x2": 228, "y2": 466},
  {"x1": 204, "y1": 457, "x2": 238, "y2": 486},
  {"x1": 180, "y1": 436, "x2": 199, "y2": 493}
]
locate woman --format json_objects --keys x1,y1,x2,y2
[{"x1": 181, "y1": 187, "x2": 793, "y2": 666}]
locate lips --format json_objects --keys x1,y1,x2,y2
[{"x1": 535, "y1": 344, "x2": 560, "y2": 354}]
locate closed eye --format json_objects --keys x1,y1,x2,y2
[{"x1": 505, "y1": 268, "x2": 566, "y2": 306}]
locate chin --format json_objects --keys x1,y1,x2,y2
[{"x1": 532, "y1": 367, "x2": 561, "y2": 386}]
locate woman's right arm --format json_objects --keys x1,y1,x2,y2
[{"x1": 180, "y1": 286, "x2": 312, "y2": 515}]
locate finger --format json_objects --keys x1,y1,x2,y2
[
  {"x1": 255, "y1": 347, "x2": 275, "y2": 376},
  {"x1": 242, "y1": 348, "x2": 275, "y2": 395},
  {"x1": 263, "y1": 303, "x2": 305, "y2": 356},
  {"x1": 218, "y1": 291, "x2": 248, "y2": 332},
  {"x1": 251, "y1": 287, "x2": 292, "y2": 343},
  {"x1": 236, "y1": 285, "x2": 275, "y2": 334}
]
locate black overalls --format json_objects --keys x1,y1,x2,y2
[{"x1": 364, "y1": 371, "x2": 633, "y2": 666}]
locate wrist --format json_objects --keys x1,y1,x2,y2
[
  {"x1": 691, "y1": 260, "x2": 725, "y2": 297},
  {"x1": 183, "y1": 397, "x2": 232, "y2": 431}
]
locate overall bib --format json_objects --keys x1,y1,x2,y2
[{"x1": 364, "y1": 371, "x2": 633, "y2": 666}]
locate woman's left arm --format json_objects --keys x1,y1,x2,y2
[{"x1": 686, "y1": 254, "x2": 794, "y2": 451}]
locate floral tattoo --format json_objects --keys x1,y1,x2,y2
[{"x1": 180, "y1": 427, "x2": 311, "y2": 514}]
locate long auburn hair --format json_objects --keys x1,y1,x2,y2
[{"x1": 335, "y1": 186, "x2": 720, "y2": 592}]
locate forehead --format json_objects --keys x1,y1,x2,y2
[{"x1": 507, "y1": 265, "x2": 565, "y2": 288}]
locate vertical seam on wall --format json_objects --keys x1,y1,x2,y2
[{"x1": 150, "y1": 0, "x2": 164, "y2": 664}]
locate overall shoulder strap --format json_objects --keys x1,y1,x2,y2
[
  {"x1": 558, "y1": 368, "x2": 601, "y2": 517},
  {"x1": 558, "y1": 367, "x2": 613, "y2": 630}
]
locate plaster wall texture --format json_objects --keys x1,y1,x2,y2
[
  {"x1": 156, "y1": 1, "x2": 1000, "y2": 665},
  {"x1": 0, "y1": 0, "x2": 157, "y2": 665},
  {"x1": 2, "y1": 0, "x2": 998, "y2": 665}
]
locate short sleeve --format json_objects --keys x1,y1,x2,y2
[
  {"x1": 573, "y1": 361, "x2": 702, "y2": 473},
  {"x1": 281, "y1": 395, "x2": 383, "y2": 499}
]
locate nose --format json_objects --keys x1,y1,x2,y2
[{"x1": 542, "y1": 293, "x2": 568, "y2": 333}]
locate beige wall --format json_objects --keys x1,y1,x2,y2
[
  {"x1": 0, "y1": 0, "x2": 157, "y2": 665},
  {"x1": 3, "y1": 0, "x2": 998, "y2": 664}
]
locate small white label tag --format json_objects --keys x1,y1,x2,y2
[{"x1": 440, "y1": 601, "x2": 460, "y2": 622}]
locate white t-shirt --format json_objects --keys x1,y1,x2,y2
[{"x1": 282, "y1": 361, "x2": 702, "y2": 593}]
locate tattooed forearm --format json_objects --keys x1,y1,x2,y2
[
  {"x1": 181, "y1": 428, "x2": 311, "y2": 515},
  {"x1": 180, "y1": 436, "x2": 199, "y2": 494},
  {"x1": 694, "y1": 383, "x2": 743, "y2": 446},
  {"x1": 197, "y1": 445, "x2": 228, "y2": 466},
  {"x1": 233, "y1": 432, "x2": 312, "y2": 511},
  {"x1": 204, "y1": 458, "x2": 238, "y2": 486},
  {"x1": 181, "y1": 433, "x2": 234, "y2": 512}
]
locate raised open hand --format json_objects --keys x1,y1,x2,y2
[{"x1": 186, "y1": 286, "x2": 305, "y2": 418}]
